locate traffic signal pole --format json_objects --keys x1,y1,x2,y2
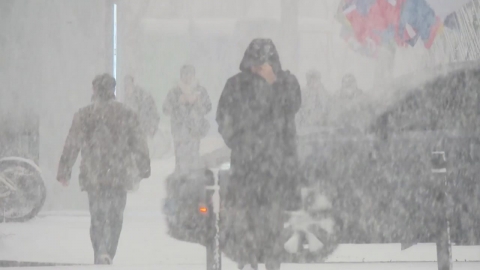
[
  {"x1": 431, "y1": 151, "x2": 452, "y2": 270},
  {"x1": 205, "y1": 169, "x2": 222, "y2": 270}
]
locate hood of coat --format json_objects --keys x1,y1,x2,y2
[{"x1": 239, "y1": 38, "x2": 282, "y2": 75}]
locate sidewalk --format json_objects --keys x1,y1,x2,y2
[
  {"x1": 2, "y1": 262, "x2": 480, "y2": 270},
  {"x1": 0, "y1": 214, "x2": 208, "y2": 266},
  {"x1": 0, "y1": 154, "x2": 214, "y2": 267},
  {"x1": 0, "y1": 139, "x2": 229, "y2": 267}
]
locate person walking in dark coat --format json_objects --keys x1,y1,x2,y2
[
  {"x1": 57, "y1": 73, "x2": 151, "y2": 265},
  {"x1": 216, "y1": 39, "x2": 302, "y2": 270},
  {"x1": 163, "y1": 65, "x2": 212, "y2": 173},
  {"x1": 336, "y1": 73, "x2": 363, "y2": 100}
]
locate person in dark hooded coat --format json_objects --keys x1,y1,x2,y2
[{"x1": 216, "y1": 39, "x2": 302, "y2": 270}]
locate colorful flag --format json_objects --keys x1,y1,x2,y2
[
  {"x1": 337, "y1": 0, "x2": 473, "y2": 55},
  {"x1": 396, "y1": 0, "x2": 443, "y2": 48},
  {"x1": 337, "y1": 0, "x2": 404, "y2": 56}
]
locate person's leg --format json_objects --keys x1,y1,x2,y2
[
  {"x1": 175, "y1": 138, "x2": 198, "y2": 173},
  {"x1": 88, "y1": 190, "x2": 109, "y2": 264},
  {"x1": 173, "y1": 139, "x2": 183, "y2": 172},
  {"x1": 262, "y1": 204, "x2": 284, "y2": 270},
  {"x1": 185, "y1": 138, "x2": 201, "y2": 171},
  {"x1": 240, "y1": 208, "x2": 260, "y2": 270},
  {"x1": 106, "y1": 189, "x2": 128, "y2": 260}
]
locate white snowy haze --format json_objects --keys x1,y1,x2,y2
[{"x1": 2, "y1": 0, "x2": 480, "y2": 269}]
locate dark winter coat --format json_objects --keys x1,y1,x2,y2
[
  {"x1": 163, "y1": 82, "x2": 212, "y2": 141},
  {"x1": 57, "y1": 95, "x2": 151, "y2": 191},
  {"x1": 216, "y1": 39, "x2": 302, "y2": 209},
  {"x1": 125, "y1": 87, "x2": 160, "y2": 138}
]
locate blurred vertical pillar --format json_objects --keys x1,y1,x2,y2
[
  {"x1": 105, "y1": 0, "x2": 114, "y2": 77},
  {"x1": 187, "y1": 0, "x2": 195, "y2": 65},
  {"x1": 116, "y1": 0, "x2": 132, "y2": 101},
  {"x1": 116, "y1": 0, "x2": 127, "y2": 100},
  {"x1": 281, "y1": 0, "x2": 299, "y2": 73}
]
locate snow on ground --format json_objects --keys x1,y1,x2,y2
[
  {"x1": 2, "y1": 138, "x2": 480, "y2": 269},
  {"x1": 3, "y1": 262, "x2": 480, "y2": 270}
]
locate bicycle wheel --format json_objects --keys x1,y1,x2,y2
[{"x1": 0, "y1": 158, "x2": 46, "y2": 223}]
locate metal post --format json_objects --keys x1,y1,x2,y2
[
  {"x1": 205, "y1": 169, "x2": 221, "y2": 270},
  {"x1": 431, "y1": 151, "x2": 452, "y2": 270},
  {"x1": 104, "y1": 0, "x2": 114, "y2": 75}
]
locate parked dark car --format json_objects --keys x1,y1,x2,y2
[
  {"x1": 163, "y1": 169, "x2": 215, "y2": 245},
  {"x1": 163, "y1": 61, "x2": 480, "y2": 267}
]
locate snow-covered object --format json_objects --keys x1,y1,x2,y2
[
  {"x1": 283, "y1": 188, "x2": 338, "y2": 259},
  {"x1": 305, "y1": 231, "x2": 324, "y2": 252},
  {"x1": 0, "y1": 157, "x2": 42, "y2": 174},
  {"x1": 284, "y1": 232, "x2": 301, "y2": 254},
  {"x1": 0, "y1": 157, "x2": 46, "y2": 222}
]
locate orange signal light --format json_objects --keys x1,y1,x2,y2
[{"x1": 199, "y1": 206, "x2": 208, "y2": 214}]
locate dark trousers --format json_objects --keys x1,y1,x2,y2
[
  {"x1": 87, "y1": 188, "x2": 127, "y2": 264},
  {"x1": 224, "y1": 204, "x2": 284, "y2": 270}
]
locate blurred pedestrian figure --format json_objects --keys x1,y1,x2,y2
[
  {"x1": 57, "y1": 73, "x2": 151, "y2": 265},
  {"x1": 216, "y1": 39, "x2": 302, "y2": 270},
  {"x1": 297, "y1": 69, "x2": 329, "y2": 130},
  {"x1": 337, "y1": 73, "x2": 363, "y2": 100},
  {"x1": 163, "y1": 65, "x2": 212, "y2": 173},
  {"x1": 124, "y1": 75, "x2": 160, "y2": 139},
  {"x1": 332, "y1": 73, "x2": 372, "y2": 133}
]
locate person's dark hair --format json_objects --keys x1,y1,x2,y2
[
  {"x1": 92, "y1": 73, "x2": 116, "y2": 101},
  {"x1": 180, "y1": 65, "x2": 195, "y2": 77}
]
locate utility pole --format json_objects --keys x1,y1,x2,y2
[{"x1": 431, "y1": 150, "x2": 452, "y2": 270}]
